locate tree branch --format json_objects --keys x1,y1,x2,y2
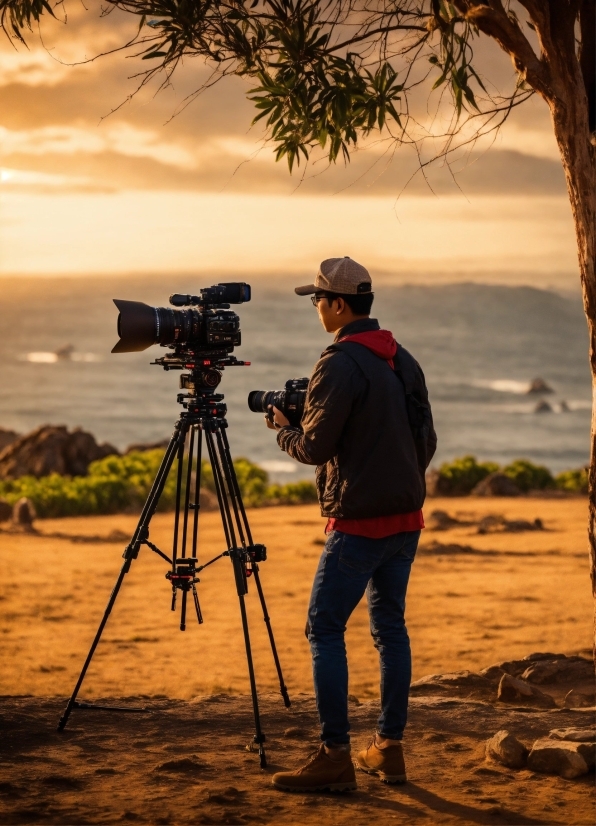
[{"x1": 452, "y1": 0, "x2": 553, "y2": 100}]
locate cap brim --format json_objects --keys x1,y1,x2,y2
[{"x1": 294, "y1": 284, "x2": 317, "y2": 296}]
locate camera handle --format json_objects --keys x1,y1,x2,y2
[{"x1": 57, "y1": 397, "x2": 290, "y2": 769}]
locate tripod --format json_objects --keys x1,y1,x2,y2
[{"x1": 57, "y1": 360, "x2": 290, "y2": 768}]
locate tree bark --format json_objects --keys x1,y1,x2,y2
[{"x1": 542, "y1": 14, "x2": 596, "y2": 659}]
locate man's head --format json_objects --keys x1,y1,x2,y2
[{"x1": 294, "y1": 257, "x2": 374, "y2": 333}]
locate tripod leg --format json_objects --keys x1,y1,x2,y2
[
  {"x1": 237, "y1": 593, "x2": 267, "y2": 768},
  {"x1": 218, "y1": 427, "x2": 291, "y2": 708},
  {"x1": 180, "y1": 425, "x2": 196, "y2": 560},
  {"x1": 57, "y1": 421, "x2": 187, "y2": 732},
  {"x1": 207, "y1": 430, "x2": 267, "y2": 769},
  {"x1": 206, "y1": 426, "x2": 267, "y2": 768}
]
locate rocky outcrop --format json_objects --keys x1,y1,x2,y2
[
  {"x1": 486, "y1": 730, "x2": 528, "y2": 769},
  {"x1": 471, "y1": 472, "x2": 521, "y2": 497},
  {"x1": 0, "y1": 428, "x2": 20, "y2": 452},
  {"x1": 528, "y1": 377, "x2": 554, "y2": 394},
  {"x1": 125, "y1": 439, "x2": 170, "y2": 454},
  {"x1": 0, "y1": 425, "x2": 119, "y2": 480}
]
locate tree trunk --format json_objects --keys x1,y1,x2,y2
[{"x1": 547, "y1": 59, "x2": 596, "y2": 659}]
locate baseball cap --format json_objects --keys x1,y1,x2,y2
[{"x1": 294, "y1": 257, "x2": 372, "y2": 296}]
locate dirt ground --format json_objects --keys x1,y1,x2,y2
[{"x1": 0, "y1": 496, "x2": 594, "y2": 824}]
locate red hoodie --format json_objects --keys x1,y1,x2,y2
[{"x1": 325, "y1": 329, "x2": 424, "y2": 539}]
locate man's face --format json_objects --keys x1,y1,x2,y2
[{"x1": 313, "y1": 292, "x2": 343, "y2": 333}]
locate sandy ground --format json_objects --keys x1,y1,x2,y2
[{"x1": 0, "y1": 496, "x2": 594, "y2": 824}]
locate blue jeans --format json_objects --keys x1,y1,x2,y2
[{"x1": 306, "y1": 529, "x2": 420, "y2": 747}]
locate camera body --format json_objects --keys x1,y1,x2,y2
[
  {"x1": 111, "y1": 282, "x2": 250, "y2": 355},
  {"x1": 248, "y1": 378, "x2": 309, "y2": 428}
]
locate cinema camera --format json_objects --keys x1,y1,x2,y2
[{"x1": 58, "y1": 282, "x2": 290, "y2": 769}]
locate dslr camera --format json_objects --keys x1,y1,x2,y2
[{"x1": 248, "y1": 378, "x2": 309, "y2": 428}]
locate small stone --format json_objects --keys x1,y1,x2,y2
[
  {"x1": 521, "y1": 661, "x2": 561, "y2": 684},
  {"x1": 12, "y1": 497, "x2": 36, "y2": 527},
  {"x1": 549, "y1": 728, "x2": 596, "y2": 743},
  {"x1": 283, "y1": 727, "x2": 308, "y2": 739},
  {"x1": 486, "y1": 730, "x2": 528, "y2": 769},
  {"x1": 534, "y1": 400, "x2": 553, "y2": 414},
  {"x1": 347, "y1": 694, "x2": 361, "y2": 705},
  {"x1": 497, "y1": 674, "x2": 556, "y2": 707},
  {"x1": 527, "y1": 739, "x2": 590, "y2": 779},
  {"x1": 564, "y1": 689, "x2": 595, "y2": 708},
  {"x1": 427, "y1": 510, "x2": 459, "y2": 530}
]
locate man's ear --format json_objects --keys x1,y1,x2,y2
[{"x1": 335, "y1": 297, "x2": 345, "y2": 315}]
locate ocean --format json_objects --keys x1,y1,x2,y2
[{"x1": 0, "y1": 276, "x2": 590, "y2": 481}]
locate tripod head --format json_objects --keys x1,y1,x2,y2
[{"x1": 151, "y1": 347, "x2": 251, "y2": 416}]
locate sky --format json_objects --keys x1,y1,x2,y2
[{"x1": 0, "y1": 2, "x2": 579, "y2": 288}]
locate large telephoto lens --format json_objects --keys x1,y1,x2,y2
[{"x1": 111, "y1": 300, "x2": 203, "y2": 353}]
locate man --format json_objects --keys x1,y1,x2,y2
[{"x1": 265, "y1": 256, "x2": 436, "y2": 792}]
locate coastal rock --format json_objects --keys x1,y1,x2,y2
[
  {"x1": 564, "y1": 689, "x2": 595, "y2": 708},
  {"x1": 0, "y1": 498, "x2": 12, "y2": 522},
  {"x1": 527, "y1": 739, "x2": 590, "y2": 779},
  {"x1": 0, "y1": 428, "x2": 20, "y2": 452},
  {"x1": 0, "y1": 425, "x2": 119, "y2": 479},
  {"x1": 472, "y1": 473, "x2": 521, "y2": 497},
  {"x1": 497, "y1": 674, "x2": 556, "y2": 708},
  {"x1": 534, "y1": 400, "x2": 553, "y2": 414},
  {"x1": 486, "y1": 730, "x2": 528, "y2": 769},
  {"x1": 527, "y1": 377, "x2": 554, "y2": 394}
]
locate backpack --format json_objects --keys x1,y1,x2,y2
[
  {"x1": 332, "y1": 341, "x2": 437, "y2": 478},
  {"x1": 392, "y1": 345, "x2": 437, "y2": 476}
]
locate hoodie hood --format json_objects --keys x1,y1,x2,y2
[{"x1": 339, "y1": 329, "x2": 398, "y2": 367}]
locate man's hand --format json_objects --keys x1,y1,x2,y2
[{"x1": 265, "y1": 405, "x2": 290, "y2": 430}]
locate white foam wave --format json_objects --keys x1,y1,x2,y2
[
  {"x1": 259, "y1": 460, "x2": 297, "y2": 474},
  {"x1": 472, "y1": 379, "x2": 531, "y2": 394},
  {"x1": 23, "y1": 351, "x2": 101, "y2": 363}
]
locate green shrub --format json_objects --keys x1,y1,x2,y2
[
  {"x1": 437, "y1": 455, "x2": 500, "y2": 495},
  {"x1": 0, "y1": 450, "x2": 318, "y2": 517},
  {"x1": 502, "y1": 459, "x2": 555, "y2": 491},
  {"x1": 267, "y1": 480, "x2": 319, "y2": 505},
  {"x1": 555, "y1": 467, "x2": 588, "y2": 494}
]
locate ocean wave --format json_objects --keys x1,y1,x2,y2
[
  {"x1": 472, "y1": 379, "x2": 531, "y2": 394},
  {"x1": 23, "y1": 352, "x2": 102, "y2": 364}
]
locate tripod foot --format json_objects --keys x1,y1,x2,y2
[{"x1": 280, "y1": 685, "x2": 291, "y2": 708}]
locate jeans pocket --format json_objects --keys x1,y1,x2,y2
[
  {"x1": 397, "y1": 531, "x2": 420, "y2": 562},
  {"x1": 338, "y1": 533, "x2": 385, "y2": 577}
]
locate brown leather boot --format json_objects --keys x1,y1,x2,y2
[
  {"x1": 272, "y1": 745, "x2": 357, "y2": 792},
  {"x1": 356, "y1": 736, "x2": 407, "y2": 784}
]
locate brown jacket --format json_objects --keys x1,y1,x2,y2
[{"x1": 277, "y1": 318, "x2": 434, "y2": 519}]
